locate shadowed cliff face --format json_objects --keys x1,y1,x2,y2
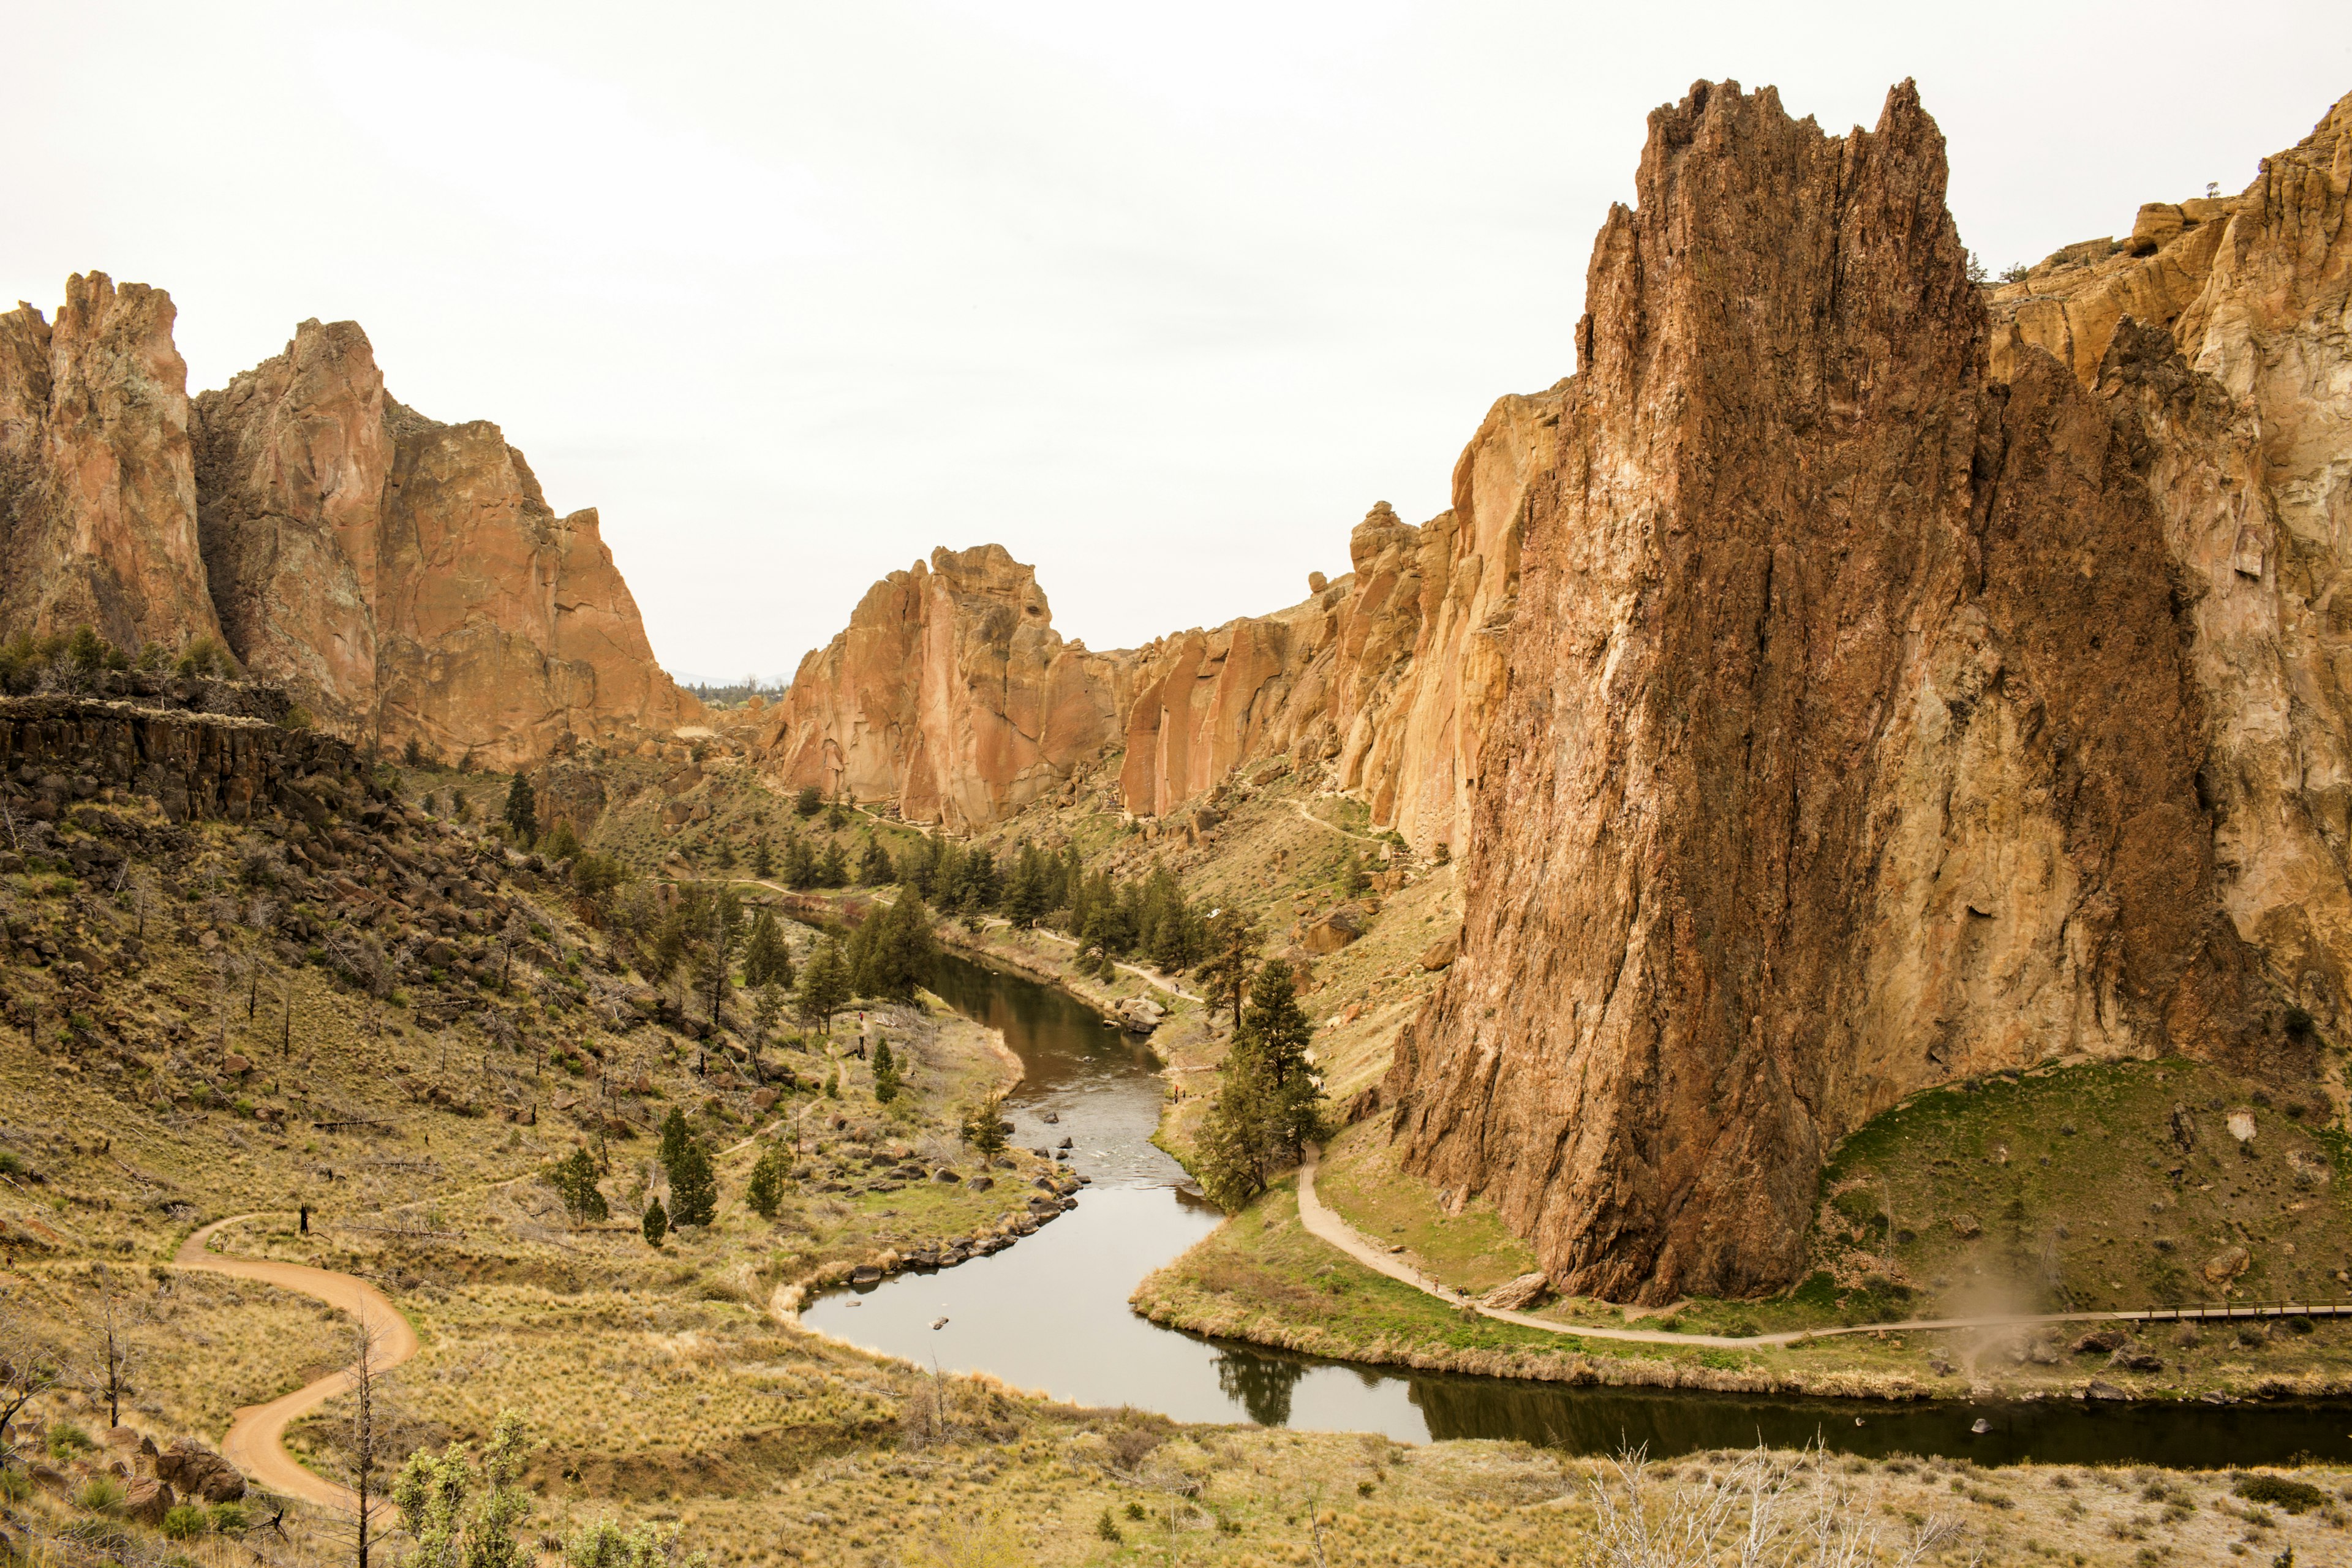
[{"x1": 1383, "y1": 79, "x2": 2307, "y2": 1302}]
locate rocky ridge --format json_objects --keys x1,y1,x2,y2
[
  {"x1": 755, "y1": 409, "x2": 1551, "y2": 855},
  {"x1": 1385, "y1": 81, "x2": 2352, "y2": 1302},
  {"x1": 2, "y1": 285, "x2": 696, "y2": 769}
]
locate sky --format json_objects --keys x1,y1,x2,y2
[{"x1": 4, "y1": 2, "x2": 2345, "y2": 684}]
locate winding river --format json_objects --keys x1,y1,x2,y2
[{"x1": 802, "y1": 951, "x2": 2352, "y2": 1467}]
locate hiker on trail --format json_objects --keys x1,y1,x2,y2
[{"x1": 298, "y1": 1203, "x2": 310, "y2": 1234}]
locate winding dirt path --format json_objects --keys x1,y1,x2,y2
[
  {"x1": 174, "y1": 1216, "x2": 418, "y2": 1512},
  {"x1": 1295, "y1": 1146, "x2": 2348, "y2": 1352}
]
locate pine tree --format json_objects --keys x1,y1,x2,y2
[
  {"x1": 753, "y1": 837, "x2": 774, "y2": 878},
  {"x1": 745, "y1": 1145, "x2": 790, "y2": 1218},
  {"x1": 668, "y1": 1140, "x2": 717, "y2": 1227},
  {"x1": 743, "y1": 910, "x2": 793, "y2": 988},
  {"x1": 818, "y1": 838, "x2": 849, "y2": 888},
  {"x1": 872, "y1": 1039, "x2": 900, "y2": 1104},
  {"x1": 963, "y1": 1095, "x2": 1007, "y2": 1159},
  {"x1": 794, "y1": 783, "x2": 823, "y2": 818},
  {"x1": 641, "y1": 1197, "x2": 668, "y2": 1247},
  {"x1": 548, "y1": 1147, "x2": 607, "y2": 1227},
  {"x1": 503, "y1": 775, "x2": 537, "y2": 847},
  {"x1": 796, "y1": 938, "x2": 853, "y2": 1030},
  {"x1": 658, "y1": 1107, "x2": 690, "y2": 1174},
  {"x1": 1005, "y1": 843, "x2": 1049, "y2": 928},
  {"x1": 1198, "y1": 908, "x2": 1264, "y2": 1032},
  {"x1": 783, "y1": 835, "x2": 819, "y2": 889},
  {"x1": 857, "y1": 835, "x2": 895, "y2": 886},
  {"x1": 846, "y1": 892, "x2": 932, "y2": 1001},
  {"x1": 1194, "y1": 959, "x2": 1324, "y2": 1212}
]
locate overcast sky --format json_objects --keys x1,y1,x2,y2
[{"x1": 6, "y1": 2, "x2": 2344, "y2": 682}]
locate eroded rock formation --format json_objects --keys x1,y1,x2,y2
[
  {"x1": 0, "y1": 273, "x2": 221, "y2": 651},
  {"x1": 193, "y1": 318, "x2": 698, "y2": 767},
  {"x1": 777, "y1": 400, "x2": 1550, "y2": 850},
  {"x1": 1382, "y1": 81, "x2": 2348, "y2": 1302},
  {"x1": 754, "y1": 545, "x2": 1126, "y2": 829}
]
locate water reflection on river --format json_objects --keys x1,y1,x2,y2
[{"x1": 800, "y1": 950, "x2": 2352, "y2": 1466}]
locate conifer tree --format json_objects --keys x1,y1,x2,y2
[
  {"x1": 796, "y1": 938, "x2": 853, "y2": 1030},
  {"x1": 871, "y1": 1039, "x2": 900, "y2": 1104},
  {"x1": 818, "y1": 838, "x2": 849, "y2": 888},
  {"x1": 658, "y1": 1107, "x2": 691, "y2": 1174},
  {"x1": 548, "y1": 1147, "x2": 608, "y2": 1227},
  {"x1": 1197, "y1": 908, "x2": 1264, "y2": 1032},
  {"x1": 503, "y1": 775, "x2": 537, "y2": 846},
  {"x1": 641, "y1": 1197, "x2": 667, "y2": 1247},
  {"x1": 1194, "y1": 959, "x2": 1324, "y2": 1212},
  {"x1": 857, "y1": 835, "x2": 895, "y2": 886},
  {"x1": 753, "y1": 837, "x2": 774, "y2": 878},
  {"x1": 667, "y1": 1140, "x2": 717, "y2": 1227},
  {"x1": 745, "y1": 1145, "x2": 791, "y2": 1218}
]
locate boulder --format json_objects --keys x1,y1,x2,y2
[
  {"x1": 1418, "y1": 932, "x2": 1459, "y2": 971},
  {"x1": 2084, "y1": 1381, "x2": 2128, "y2": 1401},
  {"x1": 1114, "y1": 996, "x2": 1166, "y2": 1033},
  {"x1": 1477, "y1": 1272, "x2": 1552, "y2": 1311},
  {"x1": 2204, "y1": 1245, "x2": 2252, "y2": 1284},
  {"x1": 2071, "y1": 1327, "x2": 2126, "y2": 1355},
  {"x1": 965, "y1": 1175, "x2": 993, "y2": 1193},
  {"x1": 156, "y1": 1437, "x2": 245, "y2": 1502},
  {"x1": 121, "y1": 1476, "x2": 174, "y2": 1526},
  {"x1": 1303, "y1": 907, "x2": 1366, "y2": 954},
  {"x1": 1948, "y1": 1213, "x2": 1982, "y2": 1240}
]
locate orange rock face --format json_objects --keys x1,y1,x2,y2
[
  {"x1": 1383, "y1": 80, "x2": 2344, "y2": 1302},
  {"x1": 190, "y1": 317, "x2": 696, "y2": 766},
  {"x1": 756, "y1": 545, "x2": 1125, "y2": 829},
  {"x1": 0, "y1": 273, "x2": 221, "y2": 650}
]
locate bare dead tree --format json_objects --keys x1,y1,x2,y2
[
  {"x1": 341, "y1": 1306, "x2": 395, "y2": 1568},
  {"x1": 0, "y1": 1308, "x2": 67, "y2": 1457},
  {"x1": 80, "y1": 1270, "x2": 142, "y2": 1429}
]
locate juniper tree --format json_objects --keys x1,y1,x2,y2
[
  {"x1": 666, "y1": 1140, "x2": 717, "y2": 1227},
  {"x1": 503, "y1": 775, "x2": 537, "y2": 847},
  {"x1": 549, "y1": 1147, "x2": 608, "y2": 1226},
  {"x1": 872, "y1": 1039, "x2": 900, "y2": 1104},
  {"x1": 745, "y1": 1145, "x2": 790, "y2": 1218},
  {"x1": 641, "y1": 1197, "x2": 667, "y2": 1247}
]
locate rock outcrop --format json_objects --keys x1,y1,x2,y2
[
  {"x1": 0, "y1": 692, "x2": 378, "y2": 826},
  {"x1": 754, "y1": 545, "x2": 1126, "y2": 829},
  {"x1": 194, "y1": 318, "x2": 699, "y2": 766},
  {"x1": 1, "y1": 282, "x2": 692, "y2": 770},
  {"x1": 1385, "y1": 79, "x2": 2332, "y2": 1302},
  {"x1": 0, "y1": 273, "x2": 221, "y2": 652}
]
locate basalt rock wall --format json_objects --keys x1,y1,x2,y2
[
  {"x1": 1382, "y1": 80, "x2": 2346, "y2": 1302},
  {"x1": 0, "y1": 693, "x2": 375, "y2": 827}
]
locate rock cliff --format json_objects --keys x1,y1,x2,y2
[
  {"x1": 771, "y1": 412, "x2": 1550, "y2": 848},
  {"x1": 1383, "y1": 81, "x2": 2346, "y2": 1302},
  {"x1": 1, "y1": 285, "x2": 694, "y2": 769},
  {"x1": 193, "y1": 318, "x2": 699, "y2": 767},
  {"x1": 0, "y1": 274, "x2": 221, "y2": 652},
  {"x1": 753, "y1": 545, "x2": 1126, "y2": 829}
]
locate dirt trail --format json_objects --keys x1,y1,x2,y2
[
  {"x1": 174, "y1": 1216, "x2": 418, "y2": 1512},
  {"x1": 1293, "y1": 1147, "x2": 2327, "y2": 1353}
]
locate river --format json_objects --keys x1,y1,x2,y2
[{"x1": 800, "y1": 949, "x2": 2352, "y2": 1466}]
